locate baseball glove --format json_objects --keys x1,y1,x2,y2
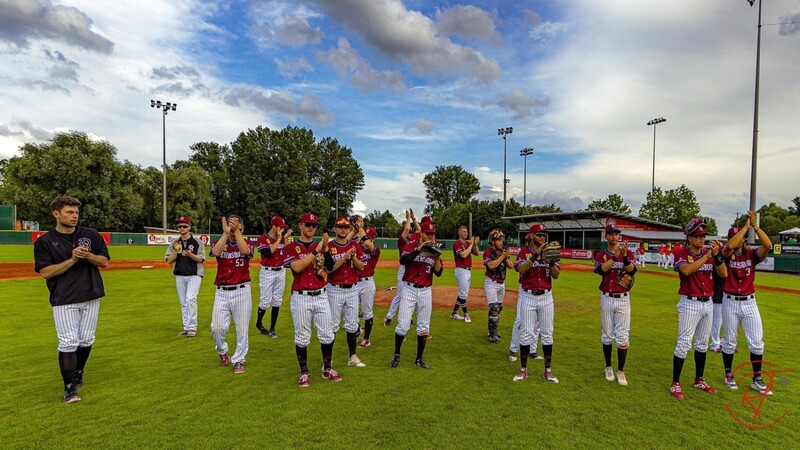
[
  {"x1": 617, "y1": 271, "x2": 635, "y2": 290},
  {"x1": 419, "y1": 242, "x2": 442, "y2": 258},
  {"x1": 313, "y1": 252, "x2": 328, "y2": 281},
  {"x1": 540, "y1": 241, "x2": 561, "y2": 264}
]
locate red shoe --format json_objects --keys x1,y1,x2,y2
[
  {"x1": 233, "y1": 362, "x2": 245, "y2": 374},
  {"x1": 358, "y1": 339, "x2": 371, "y2": 348},
  {"x1": 692, "y1": 377, "x2": 717, "y2": 394},
  {"x1": 670, "y1": 382, "x2": 684, "y2": 400},
  {"x1": 298, "y1": 372, "x2": 310, "y2": 388},
  {"x1": 219, "y1": 353, "x2": 230, "y2": 366},
  {"x1": 322, "y1": 368, "x2": 342, "y2": 382}
]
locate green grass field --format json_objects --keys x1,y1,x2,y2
[{"x1": 1, "y1": 249, "x2": 798, "y2": 448}]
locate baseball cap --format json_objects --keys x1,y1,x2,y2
[
  {"x1": 526, "y1": 223, "x2": 547, "y2": 240},
  {"x1": 300, "y1": 213, "x2": 319, "y2": 224},
  {"x1": 421, "y1": 222, "x2": 436, "y2": 234},
  {"x1": 270, "y1": 216, "x2": 288, "y2": 228},
  {"x1": 684, "y1": 217, "x2": 708, "y2": 237},
  {"x1": 334, "y1": 216, "x2": 351, "y2": 227},
  {"x1": 727, "y1": 226, "x2": 741, "y2": 239},
  {"x1": 175, "y1": 216, "x2": 191, "y2": 225},
  {"x1": 420, "y1": 216, "x2": 434, "y2": 224},
  {"x1": 365, "y1": 227, "x2": 377, "y2": 238},
  {"x1": 606, "y1": 224, "x2": 621, "y2": 234}
]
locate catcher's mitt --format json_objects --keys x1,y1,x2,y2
[
  {"x1": 617, "y1": 271, "x2": 635, "y2": 290},
  {"x1": 419, "y1": 242, "x2": 442, "y2": 258},
  {"x1": 540, "y1": 241, "x2": 561, "y2": 264}
]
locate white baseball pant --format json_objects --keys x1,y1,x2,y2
[
  {"x1": 484, "y1": 278, "x2": 505, "y2": 305},
  {"x1": 290, "y1": 289, "x2": 334, "y2": 347},
  {"x1": 709, "y1": 303, "x2": 723, "y2": 349},
  {"x1": 386, "y1": 265, "x2": 406, "y2": 320},
  {"x1": 599, "y1": 293, "x2": 630, "y2": 347},
  {"x1": 455, "y1": 267, "x2": 471, "y2": 300},
  {"x1": 358, "y1": 277, "x2": 376, "y2": 320},
  {"x1": 211, "y1": 284, "x2": 252, "y2": 364},
  {"x1": 517, "y1": 290, "x2": 554, "y2": 347},
  {"x1": 53, "y1": 299, "x2": 100, "y2": 352},
  {"x1": 175, "y1": 275, "x2": 201, "y2": 331},
  {"x1": 673, "y1": 295, "x2": 713, "y2": 359},
  {"x1": 259, "y1": 267, "x2": 286, "y2": 309},
  {"x1": 509, "y1": 300, "x2": 540, "y2": 353},
  {"x1": 636, "y1": 253, "x2": 646, "y2": 267},
  {"x1": 327, "y1": 284, "x2": 360, "y2": 334},
  {"x1": 721, "y1": 294, "x2": 764, "y2": 354},
  {"x1": 395, "y1": 284, "x2": 431, "y2": 336}
]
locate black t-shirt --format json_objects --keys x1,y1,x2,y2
[{"x1": 34, "y1": 226, "x2": 110, "y2": 306}]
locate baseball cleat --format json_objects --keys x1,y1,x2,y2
[
  {"x1": 450, "y1": 313, "x2": 463, "y2": 320},
  {"x1": 724, "y1": 374, "x2": 738, "y2": 390},
  {"x1": 414, "y1": 359, "x2": 431, "y2": 369},
  {"x1": 358, "y1": 339, "x2": 371, "y2": 348},
  {"x1": 298, "y1": 372, "x2": 310, "y2": 388},
  {"x1": 532, "y1": 352, "x2": 543, "y2": 360},
  {"x1": 543, "y1": 369, "x2": 559, "y2": 383},
  {"x1": 186, "y1": 330, "x2": 196, "y2": 337},
  {"x1": 233, "y1": 362, "x2": 245, "y2": 374},
  {"x1": 74, "y1": 370, "x2": 84, "y2": 388},
  {"x1": 390, "y1": 354, "x2": 400, "y2": 368},
  {"x1": 692, "y1": 377, "x2": 717, "y2": 394},
  {"x1": 322, "y1": 368, "x2": 342, "y2": 382},
  {"x1": 267, "y1": 329, "x2": 277, "y2": 339},
  {"x1": 604, "y1": 366, "x2": 615, "y2": 381},
  {"x1": 670, "y1": 382, "x2": 684, "y2": 400},
  {"x1": 464, "y1": 314, "x2": 472, "y2": 323},
  {"x1": 348, "y1": 354, "x2": 366, "y2": 367},
  {"x1": 219, "y1": 353, "x2": 230, "y2": 367},
  {"x1": 711, "y1": 346, "x2": 722, "y2": 353},
  {"x1": 257, "y1": 325, "x2": 268, "y2": 335},
  {"x1": 750, "y1": 376, "x2": 773, "y2": 396},
  {"x1": 616, "y1": 371, "x2": 628, "y2": 386},
  {"x1": 383, "y1": 318, "x2": 392, "y2": 327},
  {"x1": 508, "y1": 352, "x2": 518, "y2": 362},
  {"x1": 63, "y1": 385, "x2": 81, "y2": 404},
  {"x1": 178, "y1": 330, "x2": 189, "y2": 336},
  {"x1": 513, "y1": 368, "x2": 528, "y2": 382}
]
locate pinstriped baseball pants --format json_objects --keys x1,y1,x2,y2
[{"x1": 53, "y1": 299, "x2": 100, "y2": 352}]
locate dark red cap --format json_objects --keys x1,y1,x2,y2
[
  {"x1": 421, "y1": 222, "x2": 436, "y2": 234},
  {"x1": 300, "y1": 213, "x2": 319, "y2": 224},
  {"x1": 365, "y1": 227, "x2": 377, "y2": 238},
  {"x1": 175, "y1": 216, "x2": 191, "y2": 225},
  {"x1": 727, "y1": 227, "x2": 741, "y2": 239},
  {"x1": 270, "y1": 216, "x2": 288, "y2": 228}
]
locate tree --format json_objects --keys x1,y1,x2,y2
[
  {"x1": 755, "y1": 202, "x2": 800, "y2": 236},
  {"x1": 587, "y1": 194, "x2": 632, "y2": 215},
  {"x1": 790, "y1": 196, "x2": 800, "y2": 216},
  {"x1": 309, "y1": 135, "x2": 365, "y2": 225},
  {"x1": 189, "y1": 141, "x2": 232, "y2": 230},
  {"x1": 0, "y1": 131, "x2": 144, "y2": 230},
  {"x1": 638, "y1": 185, "x2": 700, "y2": 227},
  {"x1": 170, "y1": 161, "x2": 213, "y2": 231},
  {"x1": 422, "y1": 165, "x2": 480, "y2": 214},
  {"x1": 364, "y1": 209, "x2": 401, "y2": 237}
]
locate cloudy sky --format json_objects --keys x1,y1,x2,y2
[{"x1": 1, "y1": 0, "x2": 798, "y2": 228}]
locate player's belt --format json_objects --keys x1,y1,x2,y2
[
  {"x1": 724, "y1": 293, "x2": 754, "y2": 301},
  {"x1": 523, "y1": 289, "x2": 550, "y2": 295},
  {"x1": 603, "y1": 292, "x2": 629, "y2": 298},
  {"x1": 687, "y1": 296, "x2": 711, "y2": 302},
  {"x1": 217, "y1": 284, "x2": 248, "y2": 291},
  {"x1": 359, "y1": 277, "x2": 372, "y2": 281},
  {"x1": 457, "y1": 267, "x2": 471, "y2": 270},
  {"x1": 489, "y1": 278, "x2": 505, "y2": 284},
  {"x1": 405, "y1": 281, "x2": 428, "y2": 289},
  {"x1": 294, "y1": 288, "x2": 325, "y2": 296},
  {"x1": 331, "y1": 283, "x2": 355, "y2": 289},
  {"x1": 263, "y1": 266, "x2": 283, "y2": 271}
]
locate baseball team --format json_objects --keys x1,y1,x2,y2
[{"x1": 34, "y1": 195, "x2": 775, "y2": 403}]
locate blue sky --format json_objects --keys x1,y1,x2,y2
[{"x1": 1, "y1": 0, "x2": 798, "y2": 229}]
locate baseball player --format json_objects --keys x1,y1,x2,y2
[
  {"x1": 384, "y1": 210, "x2": 422, "y2": 326},
  {"x1": 326, "y1": 217, "x2": 367, "y2": 368},
  {"x1": 593, "y1": 224, "x2": 636, "y2": 386},
  {"x1": 358, "y1": 227, "x2": 380, "y2": 348},
  {"x1": 512, "y1": 224, "x2": 560, "y2": 383},
  {"x1": 483, "y1": 229, "x2": 513, "y2": 343},
  {"x1": 284, "y1": 213, "x2": 342, "y2": 387},
  {"x1": 719, "y1": 211, "x2": 773, "y2": 394},
  {"x1": 665, "y1": 244, "x2": 674, "y2": 270},
  {"x1": 210, "y1": 215, "x2": 253, "y2": 375},
  {"x1": 34, "y1": 195, "x2": 110, "y2": 404},
  {"x1": 636, "y1": 244, "x2": 646, "y2": 268},
  {"x1": 165, "y1": 215, "x2": 205, "y2": 337},
  {"x1": 256, "y1": 216, "x2": 291, "y2": 338},
  {"x1": 669, "y1": 217, "x2": 727, "y2": 400},
  {"x1": 389, "y1": 221, "x2": 443, "y2": 369},
  {"x1": 451, "y1": 226, "x2": 480, "y2": 323},
  {"x1": 657, "y1": 244, "x2": 668, "y2": 269}
]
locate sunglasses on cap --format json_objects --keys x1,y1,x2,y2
[{"x1": 303, "y1": 223, "x2": 318, "y2": 229}]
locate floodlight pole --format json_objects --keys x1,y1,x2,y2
[
  {"x1": 647, "y1": 117, "x2": 666, "y2": 192},
  {"x1": 151, "y1": 100, "x2": 177, "y2": 234},
  {"x1": 520, "y1": 147, "x2": 534, "y2": 208},
  {"x1": 498, "y1": 127, "x2": 513, "y2": 215}
]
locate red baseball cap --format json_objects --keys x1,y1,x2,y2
[
  {"x1": 270, "y1": 216, "x2": 288, "y2": 228},
  {"x1": 300, "y1": 213, "x2": 319, "y2": 224},
  {"x1": 606, "y1": 224, "x2": 621, "y2": 234},
  {"x1": 526, "y1": 223, "x2": 547, "y2": 240},
  {"x1": 421, "y1": 222, "x2": 436, "y2": 234},
  {"x1": 420, "y1": 216, "x2": 434, "y2": 224},
  {"x1": 727, "y1": 227, "x2": 741, "y2": 239},
  {"x1": 175, "y1": 216, "x2": 191, "y2": 225},
  {"x1": 365, "y1": 227, "x2": 377, "y2": 238},
  {"x1": 334, "y1": 216, "x2": 351, "y2": 227}
]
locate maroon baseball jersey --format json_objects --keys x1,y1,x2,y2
[
  {"x1": 673, "y1": 247, "x2": 714, "y2": 296},
  {"x1": 722, "y1": 248, "x2": 762, "y2": 295},
  {"x1": 326, "y1": 239, "x2": 366, "y2": 285},
  {"x1": 212, "y1": 239, "x2": 253, "y2": 286},
  {"x1": 637, "y1": 247, "x2": 645, "y2": 255},
  {"x1": 594, "y1": 249, "x2": 635, "y2": 293},
  {"x1": 514, "y1": 246, "x2": 559, "y2": 290},
  {"x1": 360, "y1": 244, "x2": 380, "y2": 278},
  {"x1": 257, "y1": 232, "x2": 285, "y2": 267},
  {"x1": 284, "y1": 239, "x2": 327, "y2": 291},
  {"x1": 453, "y1": 239, "x2": 473, "y2": 269},
  {"x1": 483, "y1": 247, "x2": 507, "y2": 281},
  {"x1": 401, "y1": 242, "x2": 439, "y2": 287}
]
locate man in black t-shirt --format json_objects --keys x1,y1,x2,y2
[
  {"x1": 33, "y1": 195, "x2": 110, "y2": 404},
  {"x1": 165, "y1": 216, "x2": 205, "y2": 337}
]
